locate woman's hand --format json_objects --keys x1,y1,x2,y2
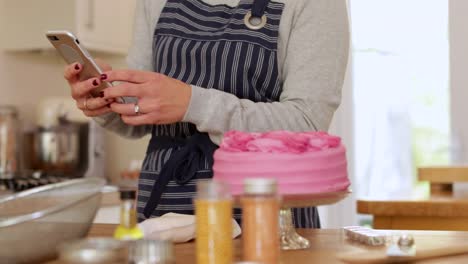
[
  {"x1": 101, "y1": 70, "x2": 192, "y2": 126},
  {"x1": 63, "y1": 59, "x2": 113, "y2": 117}
]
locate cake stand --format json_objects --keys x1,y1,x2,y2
[{"x1": 278, "y1": 189, "x2": 351, "y2": 250}]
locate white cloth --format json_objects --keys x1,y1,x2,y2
[{"x1": 138, "y1": 213, "x2": 242, "y2": 243}]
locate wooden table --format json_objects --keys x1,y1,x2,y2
[
  {"x1": 357, "y1": 166, "x2": 468, "y2": 231},
  {"x1": 358, "y1": 166, "x2": 468, "y2": 231},
  {"x1": 77, "y1": 224, "x2": 468, "y2": 263},
  {"x1": 418, "y1": 166, "x2": 468, "y2": 196},
  {"x1": 358, "y1": 196, "x2": 468, "y2": 231}
]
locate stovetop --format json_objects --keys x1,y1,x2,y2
[{"x1": 0, "y1": 172, "x2": 73, "y2": 194}]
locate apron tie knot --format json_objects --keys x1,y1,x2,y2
[{"x1": 143, "y1": 133, "x2": 217, "y2": 218}]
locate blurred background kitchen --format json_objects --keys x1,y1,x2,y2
[{"x1": 1, "y1": 0, "x2": 468, "y2": 229}]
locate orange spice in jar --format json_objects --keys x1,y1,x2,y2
[
  {"x1": 240, "y1": 178, "x2": 280, "y2": 264},
  {"x1": 195, "y1": 180, "x2": 233, "y2": 264}
]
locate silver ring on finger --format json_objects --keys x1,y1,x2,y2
[{"x1": 134, "y1": 102, "x2": 141, "y2": 115}]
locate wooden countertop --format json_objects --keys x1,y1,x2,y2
[
  {"x1": 418, "y1": 166, "x2": 468, "y2": 183},
  {"x1": 81, "y1": 224, "x2": 468, "y2": 263},
  {"x1": 357, "y1": 166, "x2": 468, "y2": 231},
  {"x1": 357, "y1": 196, "x2": 468, "y2": 217},
  {"x1": 357, "y1": 195, "x2": 468, "y2": 231}
]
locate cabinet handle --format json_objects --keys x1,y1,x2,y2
[{"x1": 85, "y1": 0, "x2": 95, "y2": 30}]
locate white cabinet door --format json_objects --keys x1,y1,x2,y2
[
  {"x1": 76, "y1": 0, "x2": 136, "y2": 54},
  {"x1": 0, "y1": 0, "x2": 136, "y2": 55},
  {"x1": 0, "y1": 0, "x2": 76, "y2": 50}
]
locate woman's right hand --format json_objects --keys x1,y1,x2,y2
[{"x1": 63, "y1": 61, "x2": 113, "y2": 117}]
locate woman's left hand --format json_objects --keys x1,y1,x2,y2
[{"x1": 101, "y1": 70, "x2": 191, "y2": 125}]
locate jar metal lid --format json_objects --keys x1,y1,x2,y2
[
  {"x1": 244, "y1": 178, "x2": 277, "y2": 195},
  {"x1": 120, "y1": 189, "x2": 136, "y2": 200},
  {"x1": 128, "y1": 239, "x2": 175, "y2": 264},
  {"x1": 58, "y1": 238, "x2": 128, "y2": 263},
  {"x1": 196, "y1": 180, "x2": 231, "y2": 200}
]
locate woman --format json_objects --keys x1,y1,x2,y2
[{"x1": 64, "y1": 0, "x2": 349, "y2": 228}]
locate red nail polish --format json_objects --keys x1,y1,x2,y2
[
  {"x1": 93, "y1": 80, "x2": 99, "y2": 86},
  {"x1": 100, "y1": 74, "x2": 107, "y2": 80},
  {"x1": 99, "y1": 91, "x2": 105, "y2": 98},
  {"x1": 75, "y1": 64, "x2": 80, "y2": 70}
]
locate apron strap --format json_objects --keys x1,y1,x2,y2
[
  {"x1": 143, "y1": 133, "x2": 217, "y2": 218},
  {"x1": 251, "y1": 0, "x2": 270, "y2": 17}
]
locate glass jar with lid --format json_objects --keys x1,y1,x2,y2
[
  {"x1": 240, "y1": 178, "x2": 281, "y2": 264},
  {"x1": 195, "y1": 180, "x2": 233, "y2": 264}
]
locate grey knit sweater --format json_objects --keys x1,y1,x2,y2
[{"x1": 95, "y1": 0, "x2": 350, "y2": 145}]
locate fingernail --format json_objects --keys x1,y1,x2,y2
[
  {"x1": 100, "y1": 74, "x2": 107, "y2": 80},
  {"x1": 99, "y1": 91, "x2": 104, "y2": 98},
  {"x1": 93, "y1": 79, "x2": 99, "y2": 86},
  {"x1": 75, "y1": 64, "x2": 80, "y2": 70}
]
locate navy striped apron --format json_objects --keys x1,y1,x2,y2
[{"x1": 137, "y1": 0, "x2": 320, "y2": 229}]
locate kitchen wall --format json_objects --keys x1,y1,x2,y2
[
  {"x1": 449, "y1": 0, "x2": 468, "y2": 194},
  {"x1": 0, "y1": 50, "x2": 149, "y2": 182},
  {"x1": 450, "y1": 0, "x2": 468, "y2": 164}
]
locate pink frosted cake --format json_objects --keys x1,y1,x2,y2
[{"x1": 213, "y1": 131, "x2": 350, "y2": 195}]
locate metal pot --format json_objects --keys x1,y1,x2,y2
[{"x1": 30, "y1": 122, "x2": 81, "y2": 175}]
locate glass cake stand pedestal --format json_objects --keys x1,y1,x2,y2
[{"x1": 278, "y1": 189, "x2": 351, "y2": 250}]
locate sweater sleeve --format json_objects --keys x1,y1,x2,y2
[
  {"x1": 93, "y1": 0, "x2": 157, "y2": 138},
  {"x1": 182, "y1": 0, "x2": 350, "y2": 145}
]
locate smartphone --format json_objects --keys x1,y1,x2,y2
[{"x1": 45, "y1": 30, "x2": 125, "y2": 103}]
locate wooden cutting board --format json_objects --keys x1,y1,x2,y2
[{"x1": 337, "y1": 244, "x2": 468, "y2": 263}]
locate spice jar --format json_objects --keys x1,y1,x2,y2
[
  {"x1": 195, "y1": 180, "x2": 233, "y2": 264},
  {"x1": 240, "y1": 178, "x2": 280, "y2": 264}
]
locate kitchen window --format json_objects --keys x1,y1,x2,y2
[{"x1": 350, "y1": 0, "x2": 450, "y2": 204}]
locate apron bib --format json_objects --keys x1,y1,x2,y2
[{"x1": 137, "y1": 0, "x2": 320, "y2": 228}]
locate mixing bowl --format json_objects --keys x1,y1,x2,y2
[{"x1": 0, "y1": 178, "x2": 105, "y2": 263}]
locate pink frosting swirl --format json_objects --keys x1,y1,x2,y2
[{"x1": 220, "y1": 130, "x2": 341, "y2": 153}]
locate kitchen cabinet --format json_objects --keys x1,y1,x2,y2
[
  {"x1": 0, "y1": 0, "x2": 136, "y2": 54},
  {"x1": 76, "y1": 0, "x2": 136, "y2": 54}
]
